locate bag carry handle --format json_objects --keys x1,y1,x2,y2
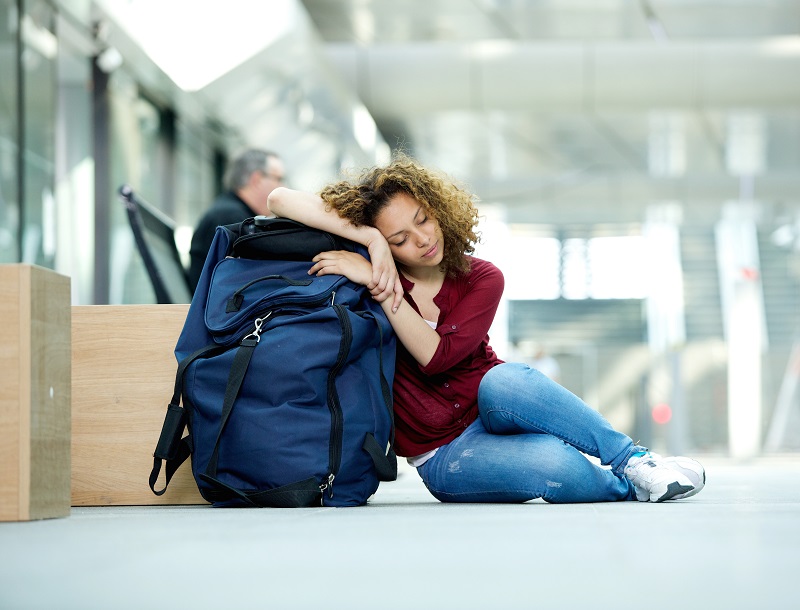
[
  {"x1": 149, "y1": 343, "x2": 230, "y2": 496},
  {"x1": 148, "y1": 405, "x2": 190, "y2": 496},
  {"x1": 362, "y1": 433, "x2": 398, "y2": 482},
  {"x1": 226, "y1": 275, "x2": 312, "y2": 312}
]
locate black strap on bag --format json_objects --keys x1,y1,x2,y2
[
  {"x1": 197, "y1": 473, "x2": 322, "y2": 508},
  {"x1": 149, "y1": 343, "x2": 230, "y2": 495},
  {"x1": 203, "y1": 337, "x2": 258, "y2": 478},
  {"x1": 362, "y1": 434, "x2": 397, "y2": 482}
]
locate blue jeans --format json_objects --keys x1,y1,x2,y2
[{"x1": 416, "y1": 363, "x2": 643, "y2": 503}]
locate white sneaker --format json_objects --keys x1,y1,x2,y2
[
  {"x1": 661, "y1": 456, "x2": 705, "y2": 499},
  {"x1": 624, "y1": 451, "x2": 694, "y2": 502}
]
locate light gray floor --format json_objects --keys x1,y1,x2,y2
[{"x1": 1, "y1": 455, "x2": 799, "y2": 610}]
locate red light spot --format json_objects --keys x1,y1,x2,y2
[
  {"x1": 652, "y1": 403, "x2": 672, "y2": 425},
  {"x1": 741, "y1": 267, "x2": 760, "y2": 281}
]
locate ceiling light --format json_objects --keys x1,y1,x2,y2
[{"x1": 96, "y1": 0, "x2": 298, "y2": 91}]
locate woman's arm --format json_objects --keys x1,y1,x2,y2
[
  {"x1": 378, "y1": 297, "x2": 440, "y2": 367},
  {"x1": 268, "y1": 187, "x2": 403, "y2": 309},
  {"x1": 310, "y1": 249, "x2": 441, "y2": 367},
  {"x1": 268, "y1": 187, "x2": 377, "y2": 246}
]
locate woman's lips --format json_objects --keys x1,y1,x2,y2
[{"x1": 423, "y1": 241, "x2": 439, "y2": 258}]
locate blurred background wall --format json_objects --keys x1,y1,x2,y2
[{"x1": 1, "y1": 0, "x2": 798, "y2": 457}]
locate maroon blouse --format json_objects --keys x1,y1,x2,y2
[{"x1": 391, "y1": 256, "x2": 505, "y2": 456}]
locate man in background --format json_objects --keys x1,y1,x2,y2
[{"x1": 188, "y1": 149, "x2": 285, "y2": 291}]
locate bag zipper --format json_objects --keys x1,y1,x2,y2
[
  {"x1": 322, "y1": 304, "x2": 352, "y2": 501},
  {"x1": 213, "y1": 291, "x2": 338, "y2": 343}
]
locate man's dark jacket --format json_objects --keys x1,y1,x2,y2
[{"x1": 188, "y1": 191, "x2": 253, "y2": 292}]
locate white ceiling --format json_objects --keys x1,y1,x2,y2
[
  {"x1": 76, "y1": 0, "x2": 800, "y2": 227},
  {"x1": 298, "y1": 0, "x2": 800, "y2": 225}
]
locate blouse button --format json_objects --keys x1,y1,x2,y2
[
  {"x1": 444, "y1": 382, "x2": 450, "y2": 388},
  {"x1": 454, "y1": 403, "x2": 460, "y2": 409},
  {"x1": 451, "y1": 325, "x2": 457, "y2": 330}
]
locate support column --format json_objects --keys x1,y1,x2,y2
[{"x1": 716, "y1": 202, "x2": 766, "y2": 459}]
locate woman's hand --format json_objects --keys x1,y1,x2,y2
[
  {"x1": 365, "y1": 235, "x2": 404, "y2": 312},
  {"x1": 309, "y1": 250, "x2": 374, "y2": 287},
  {"x1": 310, "y1": 247, "x2": 404, "y2": 312}
]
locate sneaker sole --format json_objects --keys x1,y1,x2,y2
[{"x1": 654, "y1": 481, "x2": 695, "y2": 502}]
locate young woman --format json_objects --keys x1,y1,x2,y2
[{"x1": 267, "y1": 155, "x2": 705, "y2": 504}]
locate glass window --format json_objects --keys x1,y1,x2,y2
[
  {"x1": 562, "y1": 238, "x2": 589, "y2": 300},
  {"x1": 503, "y1": 226, "x2": 561, "y2": 300},
  {"x1": 21, "y1": 0, "x2": 57, "y2": 268},
  {"x1": 106, "y1": 75, "x2": 218, "y2": 303},
  {"x1": 175, "y1": 118, "x2": 216, "y2": 266},
  {"x1": 588, "y1": 235, "x2": 648, "y2": 299},
  {"x1": 500, "y1": 226, "x2": 649, "y2": 301},
  {"x1": 0, "y1": 1, "x2": 19, "y2": 263},
  {"x1": 55, "y1": 12, "x2": 94, "y2": 304},
  {"x1": 108, "y1": 73, "x2": 161, "y2": 304}
]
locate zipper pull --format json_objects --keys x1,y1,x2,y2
[{"x1": 330, "y1": 291, "x2": 336, "y2": 306}]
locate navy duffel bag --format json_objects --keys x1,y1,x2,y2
[{"x1": 149, "y1": 217, "x2": 397, "y2": 507}]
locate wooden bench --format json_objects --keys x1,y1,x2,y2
[{"x1": 71, "y1": 304, "x2": 205, "y2": 505}]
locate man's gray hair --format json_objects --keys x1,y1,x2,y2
[{"x1": 224, "y1": 149, "x2": 280, "y2": 191}]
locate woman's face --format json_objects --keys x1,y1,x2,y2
[{"x1": 374, "y1": 191, "x2": 444, "y2": 271}]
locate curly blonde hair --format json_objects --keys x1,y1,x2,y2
[{"x1": 319, "y1": 154, "x2": 480, "y2": 276}]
